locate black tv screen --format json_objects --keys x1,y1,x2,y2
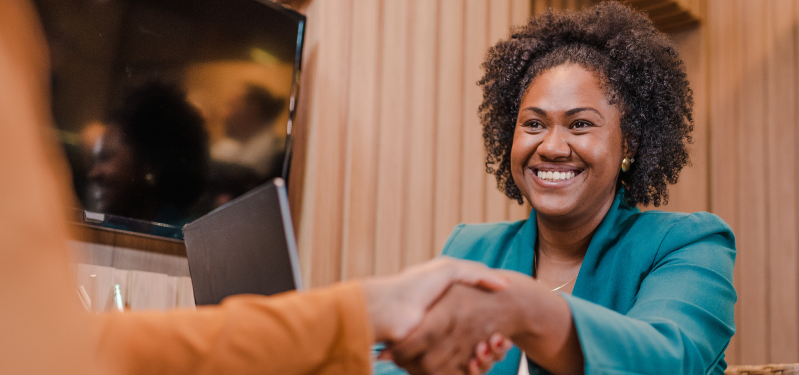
[{"x1": 34, "y1": 0, "x2": 305, "y2": 239}]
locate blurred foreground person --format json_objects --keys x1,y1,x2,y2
[{"x1": 0, "y1": 2, "x2": 508, "y2": 374}]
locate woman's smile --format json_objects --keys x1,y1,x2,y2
[{"x1": 531, "y1": 165, "x2": 583, "y2": 185}]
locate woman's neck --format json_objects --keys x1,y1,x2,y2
[{"x1": 534, "y1": 190, "x2": 616, "y2": 268}]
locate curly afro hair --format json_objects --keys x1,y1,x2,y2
[{"x1": 479, "y1": 1, "x2": 693, "y2": 207}]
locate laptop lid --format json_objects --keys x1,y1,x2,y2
[{"x1": 183, "y1": 178, "x2": 303, "y2": 305}]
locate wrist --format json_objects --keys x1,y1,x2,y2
[
  {"x1": 495, "y1": 271, "x2": 548, "y2": 343},
  {"x1": 361, "y1": 278, "x2": 392, "y2": 343}
]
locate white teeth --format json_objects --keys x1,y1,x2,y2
[{"x1": 537, "y1": 170, "x2": 577, "y2": 181}]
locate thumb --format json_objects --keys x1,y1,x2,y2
[{"x1": 437, "y1": 256, "x2": 509, "y2": 291}]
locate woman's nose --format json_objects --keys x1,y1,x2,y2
[{"x1": 538, "y1": 127, "x2": 571, "y2": 160}]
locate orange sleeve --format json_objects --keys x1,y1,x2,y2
[{"x1": 96, "y1": 282, "x2": 374, "y2": 375}]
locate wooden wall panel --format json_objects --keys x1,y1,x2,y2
[
  {"x1": 374, "y1": 0, "x2": 410, "y2": 276},
  {"x1": 737, "y1": 0, "x2": 770, "y2": 364},
  {"x1": 460, "y1": 0, "x2": 489, "y2": 224},
  {"x1": 433, "y1": 0, "x2": 466, "y2": 251},
  {"x1": 662, "y1": 27, "x2": 708, "y2": 214},
  {"x1": 296, "y1": 0, "x2": 352, "y2": 287},
  {"x1": 297, "y1": 0, "x2": 533, "y2": 287},
  {"x1": 340, "y1": 0, "x2": 381, "y2": 280},
  {"x1": 707, "y1": 0, "x2": 743, "y2": 364},
  {"x1": 766, "y1": 0, "x2": 798, "y2": 362},
  {"x1": 704, "y1": 0, "x2": 799, "y2": 365},
  {"x1": 402, "y1": 0, "x2": 438, "y2": 267}
]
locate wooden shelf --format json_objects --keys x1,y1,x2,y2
[{"x1": 69, "y1": 222, "x2": 187, "y2": 257}]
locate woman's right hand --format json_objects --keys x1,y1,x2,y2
[{"x1": 386, "y1": 283, "x2": 521, "y2": 375}]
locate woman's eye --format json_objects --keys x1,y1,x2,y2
[
  {"x1": 571, "y1": 120, "x2": 592, "y2": 129},
  {"x1": 522, "y1": 120, "x2": 543, "y2": 129}
]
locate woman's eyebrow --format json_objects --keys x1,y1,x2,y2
[
  {"x1": 565, "y1": 107, "x2": 603, "y2": 119},
  {"x1": 520, "y1": 106, "x2": 604, "y2": 120},
  {"x1": 520, "y1": 107, "x2": 548, "y2": 116}
]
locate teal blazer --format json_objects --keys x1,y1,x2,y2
[{"x1": 375, "y1": 189, "x2": 736, "y2": 375}]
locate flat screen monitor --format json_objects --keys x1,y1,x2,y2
[{"x1": 34, "y1": 0, "x2": 305, "y2": 239}]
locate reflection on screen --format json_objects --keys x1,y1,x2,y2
[{"x1": 35, "y1": 0, "x2": 304, "y2": 238}]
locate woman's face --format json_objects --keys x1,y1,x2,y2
[{"x1": 511, "y1": 64, "x2": 627, "y2": 223}]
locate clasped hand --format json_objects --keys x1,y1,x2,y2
[{"x1": 362, "y1": 257, "x2": 514, "y2": 375}]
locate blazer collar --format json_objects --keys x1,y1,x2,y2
[{"x1": 503, "y1": 188, "x2": 640, "y2": 297}]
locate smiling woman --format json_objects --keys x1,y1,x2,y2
[{"x1": 376, "y1": 3, "x2": 735, "y2": 375}]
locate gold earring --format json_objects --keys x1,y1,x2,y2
[{"x1": 621, "y1": 157, "x2": 633, "y2": 172}]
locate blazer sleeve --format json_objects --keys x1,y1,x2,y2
[
  {"x1": 96, "y1": 282, "x2": 374, "y2": 375},
  {"x1": 563, "y1": 212, "x2": 736, "y2": 375}
]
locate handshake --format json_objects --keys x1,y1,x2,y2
[{"x1": 361, "y1": 257, "x2": 517, "y2": 375}]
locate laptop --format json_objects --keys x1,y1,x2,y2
[{"x1": 183, "y1": 178, "x2": 303, "y2": 305}]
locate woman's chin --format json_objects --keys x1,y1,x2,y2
[
  {"x1": 534, "y1": 209, "x2": 578, "y2": 223},
  {"x1": 528, "y1": 196, "x2": 579, "y2": 220}
]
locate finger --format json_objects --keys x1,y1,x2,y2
[
  {"x1": 474, "y1": 341, "x2": 490, "y2": 363},
  {"x1": 477, "y1": 357, "x2": 495, "y2": 375},
  {"x1": 468, "y1": 358, "x2": 482, "y2": 375},
  {"x1": 473, "y1": 341, "x2": 497, "y2": 374},
  {"x1": 439, "y1": 256, "x2": 510, "y2": 291},
  {"x1": 488, "y1": 333, "x2": 512, "y2": 361},
  {"x1": 488, "y1": 332, "x2": 504, "y2": 349}
]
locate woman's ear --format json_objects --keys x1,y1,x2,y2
[{"x1": 623, "y1": 135, "x2": 638, "y2": 160}]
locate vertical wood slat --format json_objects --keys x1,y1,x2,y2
[
  {"x1": 402, "y1": 0, "x2": 439, "y2": 266},
  {"x1": 298, "y1": 0, "x2": 353, "y2": 287},
  {"x1": 374, "y1": 0, "x2": 411, "y2": 276},
  {"x1": 513, "y1": 0, "x2": 533, "y2": 28},
  {"x1": 565, "y1": 0, "x2": 579, "y2": 10},
  {"x1": 737, "y1": 0, "x2": 769, "y2": 364},
  {"x1": 532, "y1": 0, "x2": 548, "y2": 16},
  {"x1": 707, "y1": 0, "x2": 742, "y2": 362},
  {"x1": 766, "y1": 0, "x2": 798, "y2": 362},
  {"x1": 340, "y1": 0, "x2": 381, "y2": 280},
  {"x1": 795, "y1": 0, "x2": 799, "y2": 362},
  {"x1": 660, "y1": 28, "x2": 708, "y2": 214},
  {"x1": 485, "y1": 0, "x2": 512, "y2": 223},
  {"x1": 433, "y1": 0, "x2": 465, "y2": 251},
  {"x1": 460, "y1": 0, "x2": 489, "y2": 224}
]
